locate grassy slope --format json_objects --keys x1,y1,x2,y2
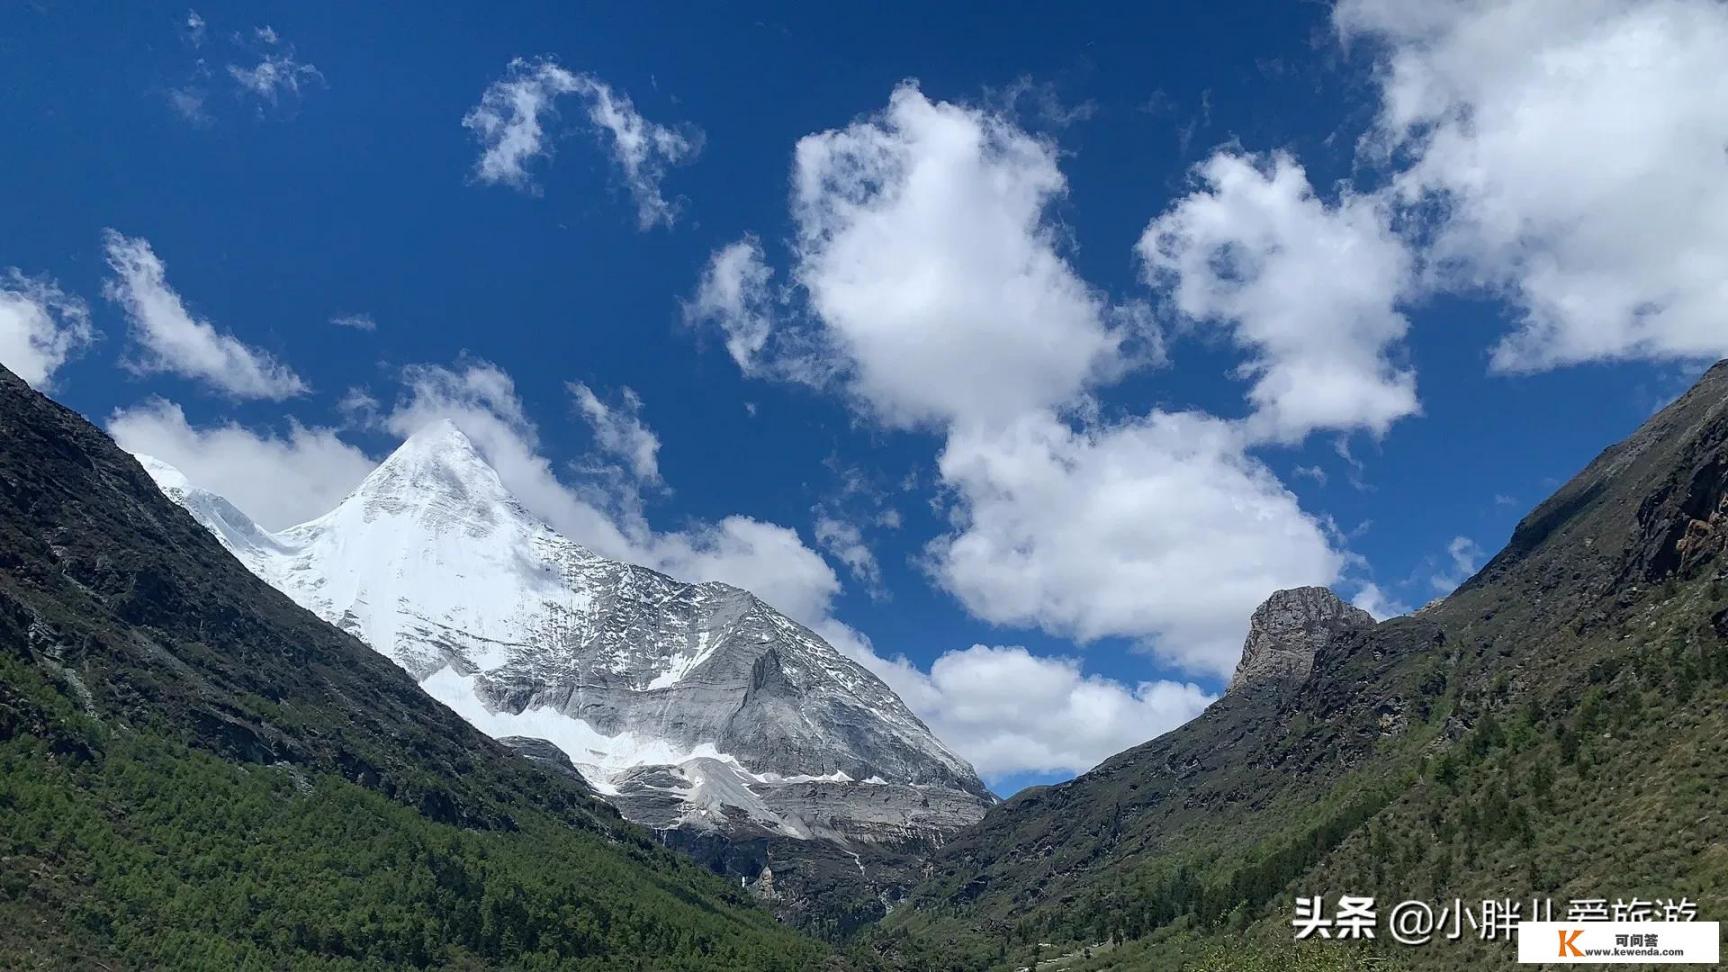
[
  {"x1": 868, "y1": 362, "x2": 1728, "y2": 971},
  {"x1": 0, "y1": 365, "x2": 828, "y2": 970}
]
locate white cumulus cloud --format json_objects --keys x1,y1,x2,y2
[
  {"x1": 1139, "y1": 150, "x2": 1418, "y2": 442},
  {"x1": 786, "y1": 84, "x2": 1129, "y2": 430},
  {"x1": 931, "y1": 410, "x2": 1345, "y2": 677},
  {"x1": 837, "y1": 639, "x2": 1215, "y2": 783},
  {"x1": 1338, "y1": 0, "x2": 1728, "y2": 370},
  {"x1": 706, "y1": 85, "x2": 1349, "y2": 679},
  {"x1": 0, "y1": 270, "x2": 94, "y2": 390},
  {"x1": 109, "y1": 398, "x2": 374, "y2": 530}
]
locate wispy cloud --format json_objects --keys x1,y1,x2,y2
[
  {"x1": 166, "y1": 16, "x2": 321, "y2": 121},
  {"x1": 988, "y1": 75, "x2": 1098, "y2": 129},
  {"x1": 568, "y1": 382, "x2": 663, "y2": 486},
  {"x1": 1350, "y1": 581, "x2": 1411, "y2": 621},
  {"x1": 813, "y1": 511, "x2": 885, "y2": 599},
  {"x1": 463, "y1": 57, "x2": 701, "y2": 228},
  {"x1": 227, "y1": 48, "x2": 323, "y2": 105},
  {"x1": 1428, "y1": 535, "x2": 1484, "y2": 595},
  {"x1": 166, "y1": 85, "x2": 210, "y2": 124},
  {"x1": 101, "y1": 230, "x2": 306, "y2": 400},
  {"x1": 838, "y1": 640, "x2": 1215, "y2": 783},
  {"x1": 329, "y1": 313, "x2": 377, "y2": 332}
]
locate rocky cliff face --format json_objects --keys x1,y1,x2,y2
[
  {"x1": 139, "y1": 420, "x2": 992, "y2": 932},
  {"x1": 1226, "y1": 586, "x2": 1375, "y2": 693}
]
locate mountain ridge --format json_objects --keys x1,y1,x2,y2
[
  {"x1": 875, "y1": 360, "x2": 1728, "y2": 970},
  {"x1": 139, "y1": 417, "x2": 993, "y2": 934}
]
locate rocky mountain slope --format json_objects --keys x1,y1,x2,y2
[
  {"x1": 139, "y1": 419, "x2": 992, "y2": 934},
  {"x1": 0, "y1": 363, "x2": 828, "y2": 969},
  {"x1": 875, "y1": 361, "x2": 1728, "y2": 971}
]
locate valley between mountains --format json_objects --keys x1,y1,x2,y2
[{"x1": 4, "y1": 359, "x2": 1727, "y2": 971}]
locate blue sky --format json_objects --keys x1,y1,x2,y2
[{"x1": 4, "y1": 1, "x2": 1724, "y2": 795}]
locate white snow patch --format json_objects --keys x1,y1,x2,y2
[
  {"x1": 749, "y1": 769, "x2": 859, "y2": 785},
  {"x1": 645, "y1": 628, "x2": 719, "y2": 689},
  {"x1": 421, "y1": 667, "x2": 745, "y2": 789}
]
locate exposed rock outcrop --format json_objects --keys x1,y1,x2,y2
[
  {"x1": 499, "y1": 735, "x2": 595, "y2": 790},
  {"x1": 1227, "y1": 586, "x2": 1375, "y2": 693}
]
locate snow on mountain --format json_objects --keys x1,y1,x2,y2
[{"x1": 134, "y1": 420, "x2": 991, "y2": 849}]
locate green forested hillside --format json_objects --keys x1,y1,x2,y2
[
  {"x1": 0, "y1": 364, "x2": 828, "y2": 969},
  {"x1": 870, "y1": 362, "x2": 1728, "y2": 970}
]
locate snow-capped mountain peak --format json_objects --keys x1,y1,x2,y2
[
  {"x1": 136, "y1": 431, "x2": 992, "y2": 856},
  {"x1": 339, "y1": 419, "x2": 527, "y2": 529}
]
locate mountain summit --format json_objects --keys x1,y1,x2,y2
[
  {"x1": 349, "y1": 418, "x2": 521, "y2": 520},
  {"x1": 141, "y1": 419, "x2": 993, "y2": 931}
]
